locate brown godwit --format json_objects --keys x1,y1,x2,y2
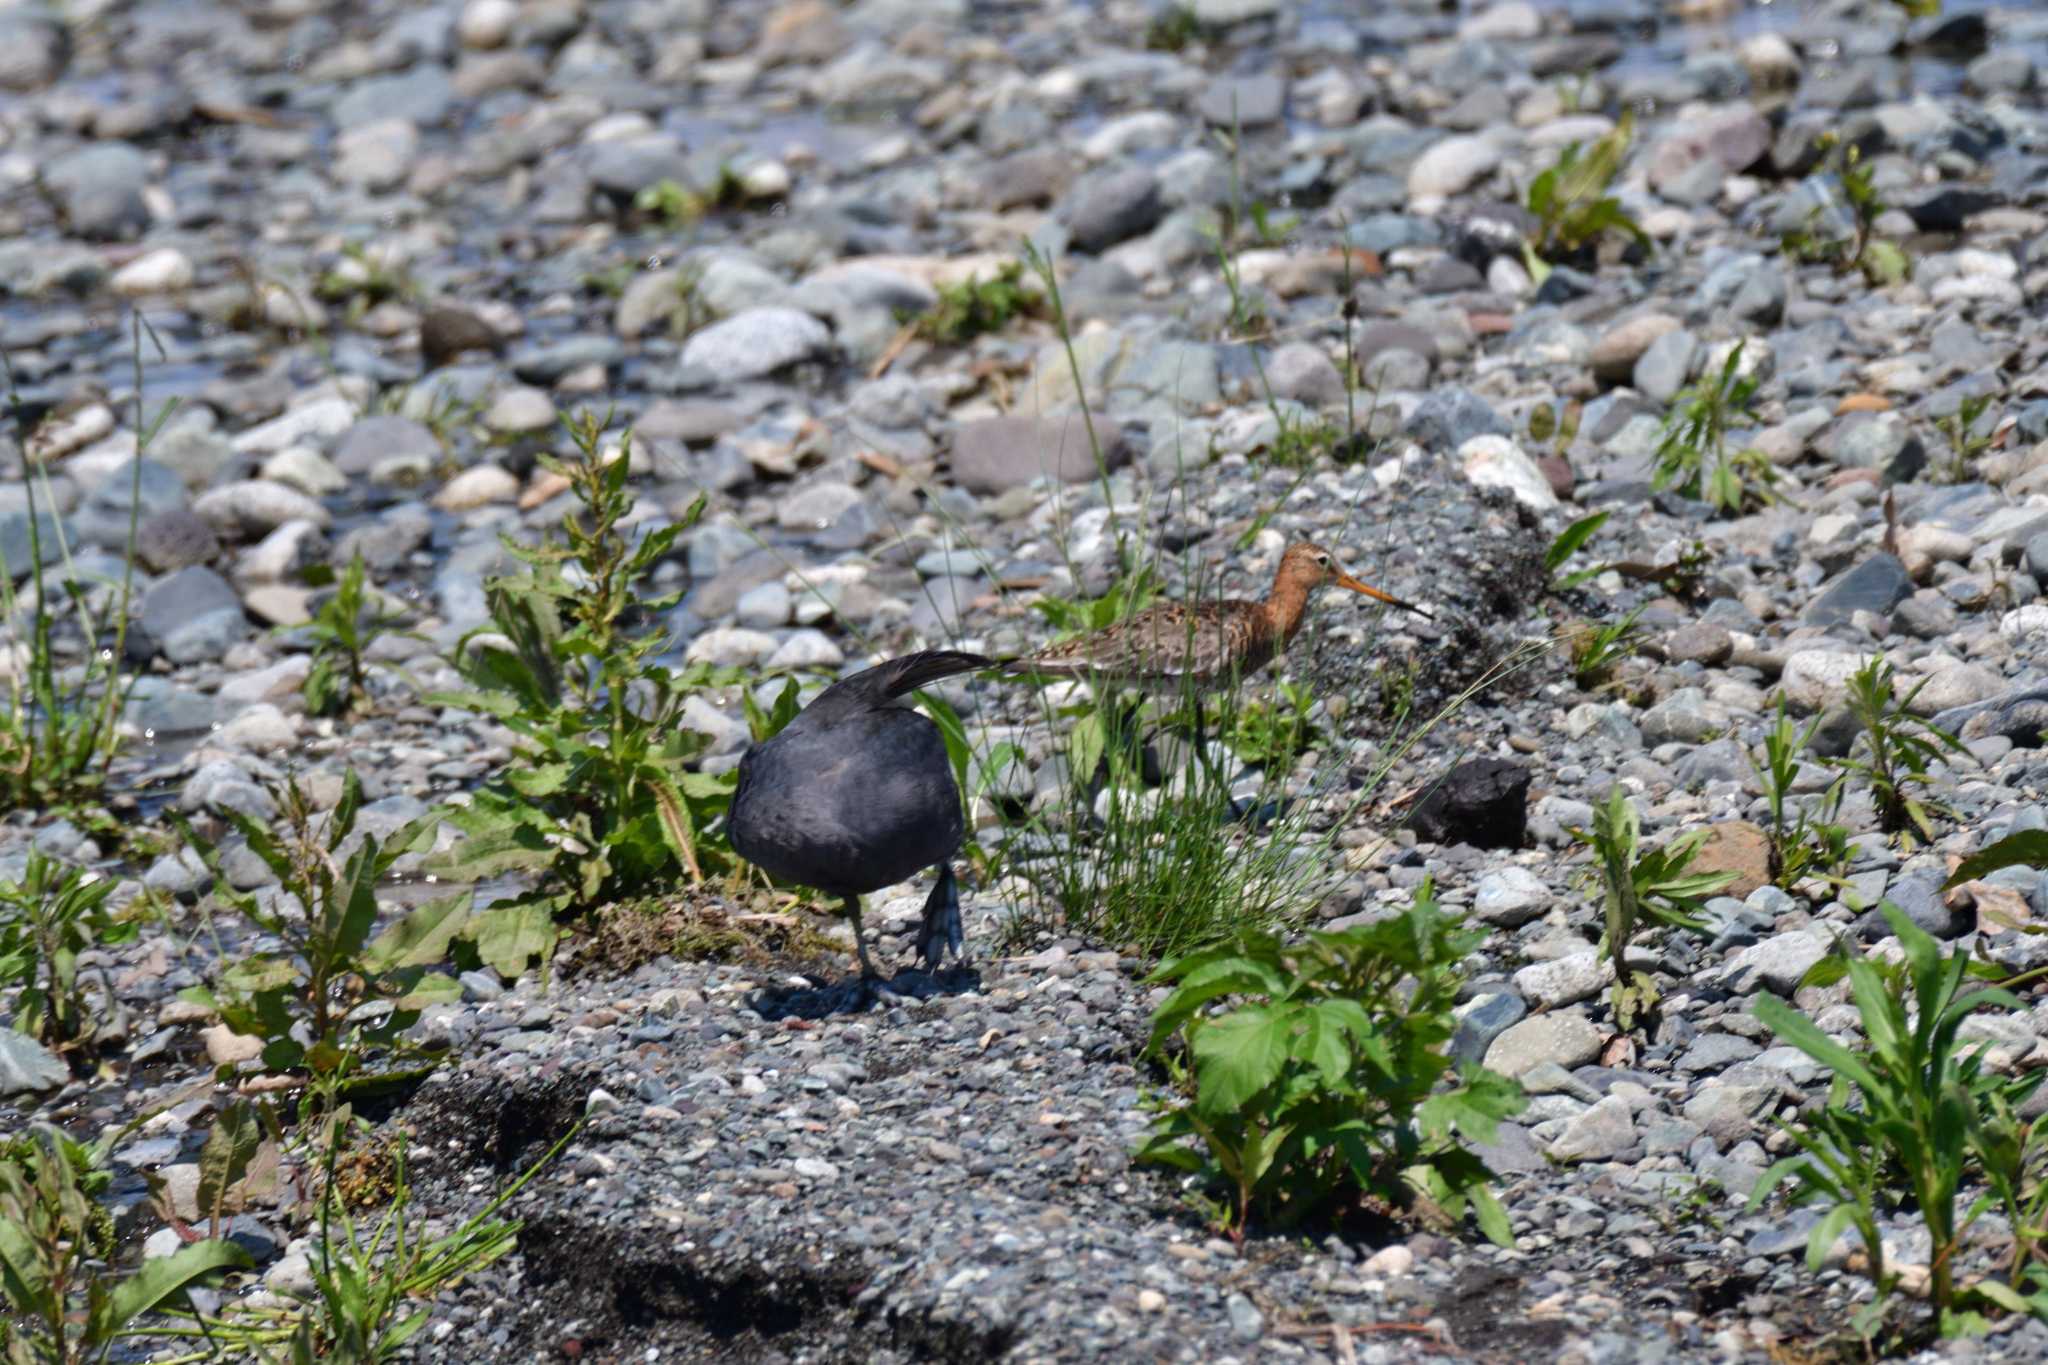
[
  {"x1": 729, "y1": 650, "x2": 990, "y2": 983},
  {"x1": 1000, "y1": 542, "x2": 1429, "y2": 802},
  {"x1": 1002, "y1": 541, "x2": 1430, "y2": 691}
]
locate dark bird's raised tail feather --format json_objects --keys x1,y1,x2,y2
[{"x1": 870, "y1": 650, "x2": 994, "y2": 699}]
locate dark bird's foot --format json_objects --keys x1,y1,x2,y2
[
  {"x1": 1219, "y1": 794, "x2": 1288, "y2": 828},
  {"x1": 914, "y1": 864, "x2": 966, "y2": 970}
]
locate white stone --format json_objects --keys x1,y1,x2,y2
[
  {"x1": 217, "y1": 703, "x2": 297, "y2": 752},
  {"x1": 457, "y1": 0, "x2": 518, "y2": 48},
  {"x1": 1723, "y1": 930, "x2": 1831, "y2": 996},
  {"x1": 1474, "y1": 866, "x2": 1552, "y2": 927},
  {"x1": 738, "y1": 160, "x2": 791, "y2": 200},
  {"x1": 483, "y1": 386, "x2": 555, "y2": 434},
  {"x1": 230, "y1": 397, "x2": 356, "y2": 455},
  {"x1": 433, "y1": 464, "x2": 520, "y2": 510},
  {"x1": 684, "y1": 627, "x2": 779, "y2": 668},
  {"x1": 1513, "y1": 950, "x2": 1612, "y2": 1010},
  {"x1": 766, "y1": 629, "x2": 844, "y2": 670},
  {"x1": 110, "y1": 247, "x2": 195, "y2": 295},
  {"x1": 736, "y1": 580, "x2": 792, "y2": 629},
  {"x1": 1459, "y1": 1, "x2": 1541, "y2": 41},
  {"x1": 260, "y1": 445, "x2": 349, "y2": 497},
  {"x1": 193, "y1": 481, "x2": 333, "y2": 536},
  {"x1": 1407, "y1": 134, "x2": 1504, "y2": 201},
  {"x1": 1895, "y1": 524, "x2": 1972, "y2": 580},
  {"x1": 1779, "y1": 648, "x2": 1878, "y2": 713},
  {"x1": 26, "y1": 403, "x2": 115, "y2": 461},
  {"x1": 2001, "y1": 605, "x2": 2048, "y2": 640},
  {"x1": 335, "y1": 118, "x2": 419, "y2": 191},
  {"x1": 1458, "y1": 434, "x2": 1558, "y2": 511}
]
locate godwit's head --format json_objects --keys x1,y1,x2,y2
[{"x1": 1279, "y1": 542, "x2": 1433, "y2": 619}]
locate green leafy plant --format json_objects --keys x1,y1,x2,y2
[
  {"x1": 1522, "y1": 112, "x2": 1649, "y2": 282},
  {"x1": 0, "y1": 852, "x2": 133, "y2": 1052},
  {"x1": 1826, "y1": 658, "x2": 1969, "y2": 848},
  {"x1": 0, "y1": 1130, "x2": 249, "y2": 1365},
  {"x1": 1219, "y1": 679, "x2": 1319, "y2": 768},
  {"x1": 1651, "y1": 342, "x2": 1776, "y2": 516},
  {"x1": 145, "y1": 1100, "x2": 281, "y2": 1247},
  {"x1": 1934, "y1": 394, "x2": 1996, "y2": 484},
  {"x1": 295, "y1": 553, "x2": 418, "y2": 718},
  {"x1": 1568, "y1": 605, "x2": 1643, "y2": 691},
  {"x1": 1135, "y1": 881, "x2": 1525, "y2": 1244},
  {"x1": 1545, "y1": 510, "x2": 1610, "y2": 592},
  {"x1": 1030, "y1": 686, "x2": 1335, "y2": 958},
  {"x1": 0, "y1": 315, "x2": 167, "y2": 819},
  {"x1": 1144, "y1": 4, "x2": 1203, "y2": 52},
  {"x1": 1752, "y1": 903, "x2": 2048, "y2": 1343},
  {"x1": 910, "y1": 261, "x2": 1043, "y2": 345},
  {"x1": 163, "y1": 1115, "x2": 577, "y2": 1362},
  {"x1": 1265, "y1": 413, "x2": 1345, "y2": 469},
  {"x1": 633, "y1": 167, "x2": 746, "y2": 226},
  {"x1": 178, "y1": 770, "x2": 465, "y2": 1087},
  {"x1": 427, "y1": 412, "x2": 742, "y2": 960},
  {"x1": 1945, "y1": 831, "x2": 2048, "y2": 889},
  {"x1": 1780, "y1": 135, "x2": 1909, "y2": 287},
  {"x1": 1575, "y1": 788, "x2": 1735, "y2": 1032},
  {"x1": 313, "y1": 244, "x2": 415, "y2": 307},
  {"x1": 1750, "y1": 701, "x2": 1852, "y2": 890},
  {"x1": 1371, "y1": 656, "x2": 1419, "y2": 727}
]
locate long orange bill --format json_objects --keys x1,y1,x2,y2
[{"x1": 1336, "y1": 572, "x2": 1433, "y2": 620}]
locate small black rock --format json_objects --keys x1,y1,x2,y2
[{"x1": 1407, "y1": 756, "x2": 1530, "y2": 849}]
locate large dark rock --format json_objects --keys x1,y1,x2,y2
[
  {"x1": 1058, "y1": 165, "x2": 1164, "y2": 254},
  {"x1": 1408, "y1": 757, "x2": 1530, "y2": 849},
  {"x1": 1803, "y1": 553, "x2": 1914, "y2": 627},
  {"x1": 134, "y1": 508, "x2": 220, "y2": 573}
]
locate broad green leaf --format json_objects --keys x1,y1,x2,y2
[
  {"x1": 221, "y1": 956, "x2": 300, "y2": 994},
  {"x1": 1471, "y1": 1185, "x2": 1514, "y2": 1248},
  {"x1": 1944, "y1": 832, "x2": 2048, "y2": 890},
  {"x1": 1754, "y1": 994, "x2": 1881, "y2": 1096},
  {"x1": 745, "y1": 676, "x2": 803, "y2": 743},
  {"x1": 1191, "y1": 1006, "x2": 1292, "y2": 1114},
  {"x1": 97, "y1": 1238, "x2": 251, "y2": 1335},
  {"x1": 392, "y1": 971, "x2": 464, "y2": 1010},
  {"x1": 1545, "y1": 511, "x2": 1610, "y2": 575},
  {"x1": 467, "y1": 904, "x2": 558, "y2": 978},
  {"x1": 196, "y1": 1102, "x2": 264, "y2": 1229},
  {"x1": 362, "y1": 893, "x2": 472, "y2": 973},
  {"x1": 1860, "y1": 239, "x2": 1908, "y2": 287},
  {"x1": 424, "y1": 821, "x2": 557, "y2": 883},
  {"x1": 1806, "y1": 1203, "x2": 1861, "y2": 1274}
]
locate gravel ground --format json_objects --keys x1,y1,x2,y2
[{"x1": 8, "y1": 0, "x2": 2048, "y2": 1360}]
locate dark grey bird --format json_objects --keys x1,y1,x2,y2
[{"x1": 728, "y1": 650, "x2": 990, "y2": 980}]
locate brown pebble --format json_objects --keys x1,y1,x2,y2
[{"x1": 419, "y1": 302, "x2": 502, "y2": 369}]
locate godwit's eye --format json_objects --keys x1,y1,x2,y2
[{"x1": 1316, "y1": 554, "x2": 1330, "y2": 568}]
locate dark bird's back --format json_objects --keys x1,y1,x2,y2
[{"x1": 729, "y1": 651, "x2": 988, "y2": 899}]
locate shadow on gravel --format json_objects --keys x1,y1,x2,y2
[
  {"x1": 749, "y1": 963, "x2": 983, "y2": 1021},
  {"x1": 518, "y1": 1217, "x2": 1018, "y2": 1363},
  {"x1": 404, "y1": 1069, "x2": 591, "y2": 1172}
]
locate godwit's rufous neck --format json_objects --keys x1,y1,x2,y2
[{"x1": 1260, "y1": 557, "x2": 1317, "y2": 645}]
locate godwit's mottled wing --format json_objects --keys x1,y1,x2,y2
[{"x1": 1017, "y1": 600, "x2": 1266, "y2": 689}]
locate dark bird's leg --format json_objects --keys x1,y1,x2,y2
[
  {"x1": 915, "y1": 863, "x2": 964, "y2": 970},
  {"x1": 842, "y1": 893, "x2": 880, "y2": 979},
  {"x1": 1189, "y1": 705, "x2": 1248, "y2": 823}
]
